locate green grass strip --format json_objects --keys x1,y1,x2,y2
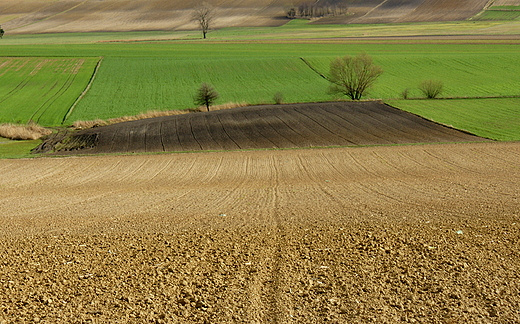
[
  {"x1": 388, "y1": 98, "x2": 520, "y2": 141},
  {"x1": 0, "y1": 139, "x2": 40, "y2": 159}
]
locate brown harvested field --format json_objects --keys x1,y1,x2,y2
[
  {"x1": 1, "y1": 0, "x2": 492, "y2": 34},
  {"x1": 345, "y1": 0, "x2": 490, "y2": 24},
  {"x1": 398, "y1": 0, "x2": 491, "y2": 23},
  {"x1": 55, "y1": 101, "x2": 486, "y2": 155},
  {"x1": 0, "y1": 141, "x2": 519, "y2": 322},
  {"x1": 0, "y1": 0, "x2": 291, "y2": 35}
]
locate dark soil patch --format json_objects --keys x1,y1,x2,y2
[{"x1": 49, "y1": 101, "x2": 487, "y2": 155}]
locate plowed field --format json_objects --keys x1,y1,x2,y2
[
  {"x1": 61, "y1": 102, "x2": 486, "y2": 155},
  {"x1": 348, "y1": 0, "x2": 489, "y2": 24},
  {"x1": 1, "y1": 0, "x2": 492, "y2": 34},
  {"x1": 0, "y1": 141, "x2": 519, "y2": 322}
]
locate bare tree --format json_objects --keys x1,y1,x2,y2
[
  {"x1": 328, "y1": 53, "x2": 383, "y2": 100},
  {"x1": 194, "y1": 83, "x2": 219, "y2": 111},
  {"x1": 0, "y1": 26, "x2": 4, "y2": 39},
  {"x1": 192, "y1": 2, "x2": 215, "y2": 39}
]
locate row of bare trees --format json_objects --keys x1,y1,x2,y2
[{"x1": 287, "y1": 0, "x2": 348, "y2": 19}]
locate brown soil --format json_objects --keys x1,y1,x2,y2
[
  {"x1": 325, "y1": 0, "x2": 490, "y2": 24},
  {"x1": 0, "y1": 0, "x2": 291, "y2": 35},
  {"x1": 51, "y1": 101, "x2": 487, "y2": 155},
  {"x1": 0, "y1": 141, "x2": 519, "y2": 323},
  {"x1": 1, "y1": 0, "x2": 493, "y2": 35}
]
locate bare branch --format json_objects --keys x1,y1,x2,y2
[{"x1": 192, "y1": 2, "x2": 215, "y2": 39}]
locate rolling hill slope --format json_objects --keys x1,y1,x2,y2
[{"x1": 0, "y1": 0, "x2": 497, "y2": 34}]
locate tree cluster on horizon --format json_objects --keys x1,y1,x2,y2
[{"x1": 287, "y1": 0, "x2": 348, "y2": 19}]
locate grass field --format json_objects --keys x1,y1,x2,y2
[
  {"x1": 63, "y1": 45, "x2": 520, "y2": 123},
  {"x1": 0, "y1": 138, "x2": 41, "y2": 158},
  {"x1": 2, "y1": 19, "x2": 520, "y2": 45},
  {"x1": 0, "y1": 57, "x2": 100, "y2": 125},
  {"x1": 303, "y1": 52, "x2": 520, "y2": 99},
  {"x1": 67, "y1": 57, "x2": 331, "y2": 121},
  {"x1": 388, "y1": 98, "x2": 520, "y2": 141},
  {"x1": 472, "y1": 5, "x2": 520, "y2": 21}
]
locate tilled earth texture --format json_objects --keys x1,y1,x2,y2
[
  {"x1": 1, "y1": 141, "x2": 519, "y2": 323},
  {"x1": 2, "y1": 0, "x2": 492, "y2": 34},
  {"x1": 58, "y1": 102, "x2": 486, "y2": 155}
]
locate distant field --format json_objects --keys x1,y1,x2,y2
[
  {"x1": 0, "y1": 57, "x2": 99, "y2": 125},
  {"x1": 0, "y1": 0, "x2": 491, "y2": 34},
  {"x1": 388, "y1": 98, "x2": 520, "y2": 141},
  {"x1": 2, "y1": 19, "x2": 520, "y2": 45}
]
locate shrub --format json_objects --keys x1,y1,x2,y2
[
  {"x1": 273, "y1": 92, "x2": 284, "y2": 104},
  {"x1": 419, "y1": 80, "x2": 443, "y2": 99},
  {"x1": 194, "y1": 83, "x2": 219, "y2": 111},
  {"x1": 401, "y1": 88, "x2": 410, "y2": 99},
  {"x1": 328, "y1": 53, "x2": 383, "y2": 100}
]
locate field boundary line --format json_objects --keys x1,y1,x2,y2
[
  {"x1": 62, "y1": 57, "x2": 103, "y2": 125},
  {"x1": 299, "y1": 57, "x2": 329, "y2": 81}
]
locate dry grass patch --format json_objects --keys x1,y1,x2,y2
[{"x1": 0, "y1": 122, "x2": 52, "y2": 140}]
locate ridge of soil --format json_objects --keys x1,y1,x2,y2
[{"x1": 49, "y1": 101, "x2": 488, "y2": 155}]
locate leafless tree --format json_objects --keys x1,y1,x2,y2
[
  {"x1": 192, "y1": 2, "x2": 215, "y2": 39},
  {"x1": 194, "y1": 83, "x2": 219, "y2": 111},
  {"x1": 328, "y1": 53, "x2": 383, "y2": 100}
]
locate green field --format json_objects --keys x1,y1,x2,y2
[
  {"x1": 2, "y1": 41, "x2": 516, "y2": 125},
  {"x1": 0, "y1": 137, "x2": 41, "y2": 159},
  {"x1": 3, "y1": 19, "x2": 520, "y2": 45},
  {"x1": 472, "y1": 5, "x2": 520, "y2": 21},
  {"x1": 64, "y1": 43, "x2": 520, "y2": 123},
  {"x1": 473, "y1": 11, "x2": 520, "y2": 21},
  {"x1": 67, "y1": 57, "x2": 332, "y2": 121},
  {"x1": 389, "y1": 98, "x2": 520, "y2": 141},
  {"x1": 0, "y1": 57, "x2": 99, "y2": 125},
  {"x1": 302, "y1": 53, "x2": 520, "y2": 99}
]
